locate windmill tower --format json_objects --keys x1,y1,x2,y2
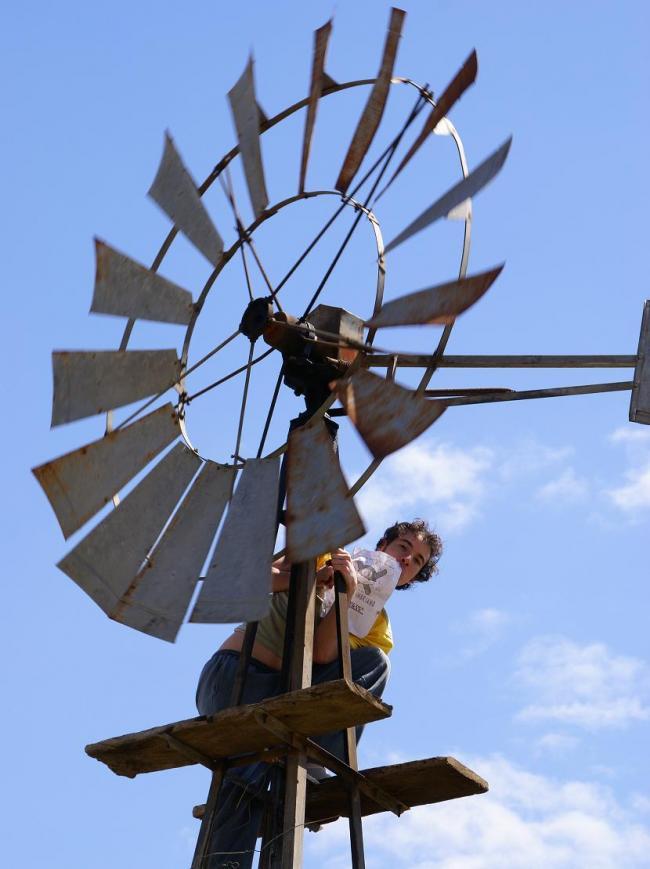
[{"x1": 32, "y1": 7, "x2": 649, "y2": 867}]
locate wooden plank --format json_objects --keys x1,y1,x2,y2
[
  {"x1": 85, "y1": 679, "x2": 392, "y2": 778},
  {"x1": 194, "y1": 756, "x2": 488, "y2": 824},
  {"x1": 306, "y1": 757, "x2": 488, "y2": 825},
  {"x1": 334, "y1": 573, "x2": 366, "y2": 866},
  {"x1": 280, "y1": 561, "x2": 317, "y2": 867}
]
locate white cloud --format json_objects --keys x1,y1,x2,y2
[
  {"x1": 514, "y1": 636, "x2": 650, "y2": 730},
  {"x1": 305, "y1": 755, "x2": 650, "y2": 868},
  {"x1": 607, "y1": 466, "x2": 650, "y2": 511},
  {"x1": 452, "y1": 608, "x2": 511, "y2": 659},
  {"x1": 535, "y1": 732, "x2": 579, "y2": 754},
  {"x1": 356, "y1": 441, "x2": 494, "y2": 534},
  {"x1": 605, "y1": 426, "x2": 650, "y2": 513},
  {"x1": 497, "y1": 440, "x2": 572, "y2": 482},
  {"x1": 609, "y1": 427, "x2": 650, "y2": 445},
  {"x1": 536, "y1": 468, "x2": 589, "y2": 503}
]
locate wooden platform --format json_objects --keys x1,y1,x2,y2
[
  {"x1": 306, "y1": 756, "x2": 488, "y2": 825},
  {"x1": 85, "y1": 679, "x2": 391, "y2": 778},
  {"x1": 193, "y1": 757, "x2": 488, "y2": 825}
]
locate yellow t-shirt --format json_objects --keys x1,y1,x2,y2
[{"x1": 350, "y1": 608, "x2": 393, "y2": 655}]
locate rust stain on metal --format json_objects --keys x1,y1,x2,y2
[
  {"x1": 33, "y1": 403, "x2": 179, "y2": 539},
  {"x1": 286, "y1": 418, "x2": 365, "y2": 563},
  {"x1": 387, "y1": 50, "x2": 478, "y2": 190},
  {"x1": 335, "y1": 7, "x2": 406, "y2": 194},
  {"x1": 299, "y1": 20, "x2": 333, "y2": 193},
  {"x1": 366, "y1": 265, "x2": 503, "y2": 329},
  {"x1": 332, "y1": 369, "x2": 446, "y2": 459},
  {"x1": 51, "y1": 349, "x2": 181, "y2": 427}
]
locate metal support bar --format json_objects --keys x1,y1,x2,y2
[
  {"x1": 254, "y1": 710, "x2": 408, "y2": 816},
  {"x1": 435, "y1": 380, "x2": 633, "y2": 407},
  {"x1": 368, "y1": 354, "x2": 636, "y2": 369}
]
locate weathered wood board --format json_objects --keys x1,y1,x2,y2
[
  {"x1": 193, "y1": 756, "x2": 488, "y2": 825},
  {"x1": 85, "y1": 679, "x2": 391, "y2": 778},
  {"x1": 306, "y1": 756, "x2": 488, "y2": 825}
]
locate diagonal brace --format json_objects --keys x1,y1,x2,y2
[{"x1": 253, "y1": 709, "x2": 409, "y2": 816}]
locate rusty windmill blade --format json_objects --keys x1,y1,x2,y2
[
  {"x1": 335, "y1": 7, "x2": 406, "y2": 194},
  {"x1": 51, "y1": 350, "x2": 181, "y2": 427},
  {"x1": 228, "y1": 57, "x2": 269, "y2": 219},
  {"x1": 285, "y1": 418, "x2": 366, "y2": 563},
  {"x1": 57, "y1": 443, "x2": 201, "y2": 619},
  {"x1": 385, "y1": 137, "x2": 512, "y2": 254},
  {"x1": 112, "y1": 461, "x2": 235, "y2": 642},
  {"x1": 381, "y1": 50, "x2": 478, "y2": 196},
  {"x1": 299, "y1": 20, "x2": 333, "y2": 193},
  {"x1": 148, "y1": 132, "x2": 224, "y2": 266},
  {"x1": 190, "y1": 456, "x2": 281, "y2": 623},
  {"x1": 91, "y1": 240, "x2": 194, "y2": 325},
  {"x1": 365, "y1": 265, "x2": 504, "y2": 329},
  {"x1": 33, "y1": 404, "x2": 180, "y2": 539},
  {"x1": 630, "y1": 299, "x2": 650, "y2": 424},
  {"x1": 332, "y1": 369, "x2": 447, "y2": 459}
]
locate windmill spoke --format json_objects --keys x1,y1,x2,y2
[
  {"x1": 233, "y1": 342, "x2": 255, "y2": 464},
  {"x1": 116, "y1": 329, "x2": 241, "y2": 430},
  {"x1": 301, "y1": 90, "x2": 428, "y2": 318},
  {"x1": 257, "y1": 367, "x2": 284, "y2": 458},
  {"x1": 186, "y1": 348, "x2": 274, "y2": 404}
]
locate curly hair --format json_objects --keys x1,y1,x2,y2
[{"x1": 376, "y1": 518, "x2": 442, "y2": 590}]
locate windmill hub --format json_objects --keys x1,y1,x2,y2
[{"x1": 238, "y1": 296, "x2": 274, "y2": 341}]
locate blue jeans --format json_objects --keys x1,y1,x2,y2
[{"x1": 195, "y1": 646, "x2": 390, "y2": 869}]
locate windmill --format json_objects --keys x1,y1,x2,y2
[{"x1": 32, "y1": 7, "x2": 649, "y2": 868}]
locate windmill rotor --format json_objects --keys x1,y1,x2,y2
[{"x1": 33, "y1": 7, "x2": 526, "y2": 645}]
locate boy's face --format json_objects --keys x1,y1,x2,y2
[{"x1": 379, "y1": 531, "x2": 431, "y2": 587}]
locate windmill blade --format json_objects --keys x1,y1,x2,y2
[
  {"x1": 332, "y1": 369, "x2": 447, "y2": 459},
  {"x1": 630, "y1": 299, "x2": 650, "y2": 424},
  {"x1": 335, "y1": 7, "x2": 406, "y2": 194},
  {"x1": 299, "y1": 20, "x2": 333, "y2": 193},
  {"x1": 58, "y1": 443, "x2": 200, "y2": 619},
  {"x1": 286, "y1": 419, "x2": 365, "y2": 563},
  {"x1": 190, "y1": 456, "x2": 280, "y2": 623},
  {"x1": 228, "y1": 58, "x2": 269, "y2": 219},
  {"x1": 385, "y1": 137, "x2": 512, "y2": 254},
  {"x1": 384, "y1": 50, "x2": 478, "y2": 193},
  {"x1": 148, "y1": 133, "x2": 224, "y2": 267},
  {"x1": 33, "y1": 403, "x2": 179, "y2": 539},
  {"x1": 112, "y1": 461, "x2": 235, "y2": 642},
  {"x1": 51, "y1": 349, "x2": 180, "y2": 426},
  {"x1": 365, "y1": 265, "x2": 504, "y2": 329},
  {"x1": 91, "y1": 240, "x2": 194, "y2": 325}
]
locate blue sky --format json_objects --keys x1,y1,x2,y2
[{"x1": 3, "y1": 2, "x2": 650, "y2": 867}]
